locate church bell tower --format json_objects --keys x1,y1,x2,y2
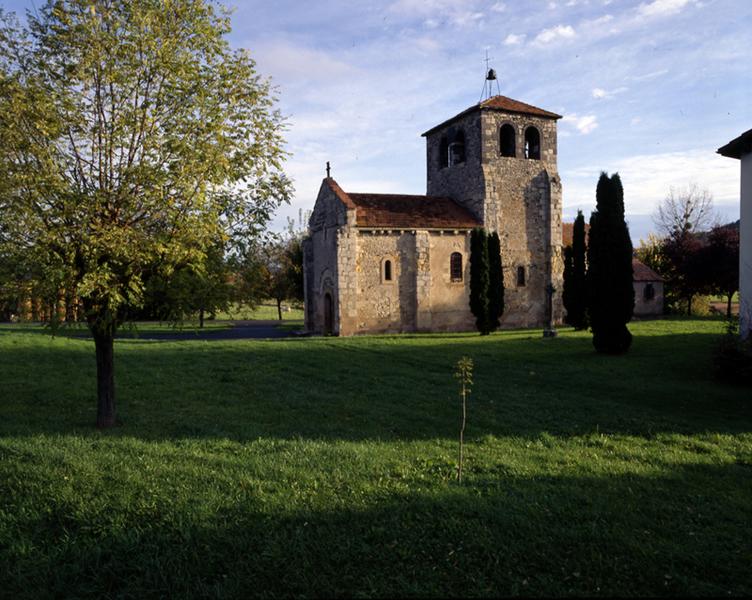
[{"x1": 421, "y1": 88, "x2": 564, "y2": 328}]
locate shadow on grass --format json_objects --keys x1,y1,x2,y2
[
  {"x1": 2, "y1": 461, "x2": 749, "y2": 598},
  {"x1": 1, "y1": 324, "x2": 749, "y2": 441}
]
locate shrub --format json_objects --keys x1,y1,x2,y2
[{"x1": 714, "y1": 320, "x2": 752, "y2": 385}]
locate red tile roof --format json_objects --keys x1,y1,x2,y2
[
  {"x1": 324, "y1": 177, "x2": 356, "y2": 210},
  {"x1": 632, "y1": 258, "x2": 663, "y2": 282},
  {"x1": 349, "y1": 193, "x2": 480, "y2": 229},
  {"x1": 480, "y1": 95, "x2": 563, "y2": 120},
  {"x1": 422, "y1": 94, "x2": 562, "y2": 137},
  {"x1": 324, "y1": 179, "x2": 479, "y2": 229},
  {"x1": 561, "y1": 222, "x2": 590, "y2": 247}
]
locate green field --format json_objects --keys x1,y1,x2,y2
[
  {"x1": 213, "y1": 302, "x2": 304, "y2": 321},
  {"x1": 1, "y1": 319, "x2": 750, "y2": 597}
]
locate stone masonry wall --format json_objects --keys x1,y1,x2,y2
[
  {"x1": 425, "y1": 231, "x2": 474, "y2": 331},
  {"x1": 355, "y1": 232, "x2": 416, "y2": 333},
  {"x1": 353, "y1": 229, "x2": 474, "y2": 334},
  {"x1": 426, "y1": 111, "x2": 486, "y2": 222},
  {"x1": 305, "y1": 181, "x2": 353, "y2": 335},
  {"x1": 481, "y1": 111, "x2": 563, "y2": 327}
]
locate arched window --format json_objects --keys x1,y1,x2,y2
[
  {"x1": 644, "y1": 283, "x2": 655, "y2": 301},
  {"x1": 450, "y1": 252, "x2": 463, "y2": 282},
  {"x1": 524, "y1": 126, "x2": 541, "y2": 160},
  {"x1": 448, "y1": 130, "x2": 465, "y2": 166},
  {"x1": 439, "y1": 137, "x2": 448, "y2": 169},
  {"x1": 383, "y1": 259, "x2": 392, "y2": 282},
  {"x1": 517, "y1": 266, "x2": 526, "y2": 286},
  {"x1": 500, "y1": 124, "x2": 516, "y2": 157}
]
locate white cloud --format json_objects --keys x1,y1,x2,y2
[
  {"x1": 630, "y1": 68, "x2": 669, "y2": 82},
  {"x1": 563, "y1": 149, "x2": 740, "y2": 216},
  {"x1": 533, "y1": 24, "x2": 577, "y2": 46},
  {"x1": 491, "y1": 2, "x2": 506, "y2": 12},
  {"x1": 562, "y1": 113, "x2": 599, "y2": 134},
  {"x1": 591, "y1": 86, "x2": 628, "y2": 99},
  {"x1": 253, "y1": 40, "x2": 357, "y2": 82},
  {"x1": 388, "y1": 0, "x2": 485, "y2": 27},
  {"x1": 636, "y1": 0, "x2": 695, "y2": 19},
  {"x1": 503, "y1": 33, "x2": 525, "y2": 45},
  {"x1": 583, "y1": 14, "x2": 614, "y2": 27}
]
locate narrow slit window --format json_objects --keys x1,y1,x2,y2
[
  {"x1": 384, "y1": 260, "x2": 392, "y2": 282},
  {"x1": 517, "y1": 266, "x2": 526, "y2": 286},
  {"x1": 450, "y1": 252, "x2": 463, "y2": 282}
]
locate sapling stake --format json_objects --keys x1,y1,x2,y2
[{"x1": 454, "y1": 356, "x2": 474, "y2": 483}]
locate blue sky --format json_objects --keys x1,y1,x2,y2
[{"x1": 5, "y1": 0, "x2": 750, "y2": 240}]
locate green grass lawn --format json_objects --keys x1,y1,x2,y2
[
  {"x1": 213, "y1": 302, "x2": 304, "y2": 321},
  {"x1": 1, "y1": 319, "x2": 750, "y2": 597}
]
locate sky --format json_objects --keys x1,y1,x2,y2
[{"x1": 4, "y1": 0, "x2": 751, "y2": 241}]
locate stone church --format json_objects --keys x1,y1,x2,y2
[{"x1": 303, "y1": 95, "x2": 564, "y2": 335}]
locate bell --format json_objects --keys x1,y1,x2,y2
[{"x1": 486, "y1": 68, "x2": 497, "y2": 81}]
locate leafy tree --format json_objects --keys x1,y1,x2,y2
[
  {"x1": 487, "y1": 231, "x2": 504, "y2": 332},
  {"x1": 662, "y1": 231, "x2": 706, "y2": 315},
  {"x1": 261, "y1": 238, "x2": 296, "y2": 321},
  {"x1": 0, "y1": 1, "x2": 291, "y2": 427},
  {"x1": 587, "y1": 172, "x2": 634, "y2": 354},
  {"x1": 704, "y1": 225, "x2": 740, "y2": 318},
  {"x1": 563, "y1": 210, "x2": 588, "y2": 329},
  {"x1": 140, "y1": 244, "x2": 234, "y2": 328},
  {"x1": 469, "y1": 227, "x2": 490, "y2": 335}
]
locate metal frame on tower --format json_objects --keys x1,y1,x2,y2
[{"x1": 479, "y1": 50, "x2": 501, "y2": 102}]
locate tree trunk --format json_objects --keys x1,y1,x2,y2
[
  {"x1": 277, "y1": 298, "x2": 282, "y2": 321},
  {"x1": 687, "y1": 295, "x2": 693, "y2": 316},
  {"x1": 94, "y1": 330, "x2": 116, "y2": 428},
  {"x1": 199, "y1": 307, "x2": 205, "y2": 329},
  {"x1": 727, "y1": 293, "x2": 733, "y2": 318}
]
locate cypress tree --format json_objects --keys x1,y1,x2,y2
[
  {"x1": 469, "y1": 227, "x2": 490, "y2": 335},
  {"x1": 487, "y1": 231, "x2": 504, "y2": 332},
  {"x1": 587, "y1": 172, "x2": 635, "y2": 353},
  {"x1": 563, "y1": 210, "x2": 588, "y2": 329},
  {"x1": 563, "y1": 244, "x2": 574, "y2": 324}
]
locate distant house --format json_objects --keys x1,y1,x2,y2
[
  {"x1": 717, "y1": 128, "x2": 752, "y2": 340},
  {"x1": 631, "y1": 259, "x2": 664, "y2": 317},
  {"x1": 562, "y1": 223, "x2": 664, "y2": 317}
]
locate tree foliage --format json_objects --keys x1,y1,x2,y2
[
  {"x1": 703, "y1": 225, "x2": 739, "y2": 318},
  {"x1": 563, "y1": 210, "x2": 588, "y2": 329},
  {"x1": 469, "y1": 228, "x2": 490, "y2": 335},
  {"x1": 487, "y1": 231, "x2": 504, "y2": 332},
  {"x1": 587, "y1": 172, "x2": 634, "y2": 354},
  {"x1": 0, "y1": 1, "x2": 291, "y2": 427},
  {"x1": 661, "y1": 230, "x2": 706, "y2": 315},
  {"x1": 469, "y1": 228, "x2": 504, "y2": 335},
  {"x1": 258, "y1": 232, "x2": 304, "y2": 321}
]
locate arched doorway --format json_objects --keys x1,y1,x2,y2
[{"x1": 324, "y1": 293, "x2": 333, "y2": 335}]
